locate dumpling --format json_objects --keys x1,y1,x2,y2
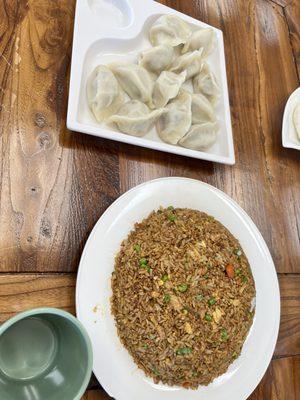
[
  {"x1": 110, "y1": 64, "x2": 153, "y2": 104},
  {"x1": 191, "y1": 93, "x2": 216, "y2": 124},
  {"x1": 86, "y1": 65, "x2": 125, "y2": 122},
  {"x1": 139, "y1": 44, "x2": 174, "y2": 75},
  {"x1": 169, "y1": 49, "x2": 203, "y2": 80},
  {"x1": 193, "y1": 62, "x2": 220, "y2": 105},
  {"x1": 152, "y1": 71, "x2": 186, "y2": 109},
  {"x1": 108, "y1": 100, "x2": 165, "y2": 137},
  {"x1": 182, "y1": 28, "x2": 215, "y2": 56},
  {"x1": 149, "y1": 15, "x2": 191, "y2": 47},
  {"x1": 179, "y1": 122, "x2": 219, "y2": 150},
  {"x1": 157, "y1": 90, "x2": 192, "y2": 144},
  {"x1": 293, "y1": 102, "x2": 300, "y2": 140}
]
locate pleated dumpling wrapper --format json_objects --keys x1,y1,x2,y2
[
  {"x1": 149, "y1": 15, "x2": 191, "y2": 47},
  {"x1": 179, "y1": 122, "x2": 219, "y2": 150},
  {"x1": 191, "y1": 93, "x2": 216, "y2": 124},
  {"x1": 87, "y1": 65, "x2": 125, "y2": 122},
  {"x1": 139, "y1": 44, "x2": 174, "y2": 75},
  {"x1": 152, "y1": 70, "x2": 186, "y2": 109},
  {"x1": 169, "y1": 49, "x2": 204, "y2": 81},
  {"x1": 182, "y1": 28, "x2": 215, "y2": 57},
  {"x1": 157, "y1": 90, "x2": 192, "y2": 145},
  {"x1": 110, "y1": 64, "x2": 154, "y2": 105},
  {"x1": 109, "y1": 100, "x2": 166, "y2": 137},
  {"x1": 193, "y1": 62, "x2": 220, "y2": 105}
]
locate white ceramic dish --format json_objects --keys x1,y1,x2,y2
[
  {"x1": 282, "y1": 86, "x2": 300, "y2": 151},
  {"x1": 67, "y1": 0, "x2": 235, "y2": 164},
  {"x1": 76, "y1": 177, "x2": 280, "y2": 400}
]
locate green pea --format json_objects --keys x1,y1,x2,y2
[
  {"x1": 176, "y1": 347, "x2": 192, "y2": 355},
  {"x1": 168, "y1": 214, "x2": 176, "y2": 222},
  {"x1": 205, "y1": 313, "x2": 212, "y2": 322},
  {"x1": 162, "y1": 274, "x2": 169, "y2": 282},
  {"x1": 208, "y1": 297, "x2": 216, "y2": 306},
  {"x1": 177, "y1": 284, "x2": 188, "y2": 293},
  {"x1": 163, "y1": 294, "x2": 171, "y2": 303},
  {"x1": 139, "y1": 258, "x2": 148, "y2": 266},
  {"x1": 235, "y1": 268, "x2": 242, "y2": 276},
  {"x1": 133, "y1": 244, "x2": 141, "y2": 252},
  {"x1": 221, "y1": 329, "x2": 228, "y2": 341}
]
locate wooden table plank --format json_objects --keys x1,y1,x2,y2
[
  {"x1": 0, "y1": 0, "x2": 120, "y2": 272},
  {"x1": 1, "y1": 273, "x2": 299, "y2": 355}
]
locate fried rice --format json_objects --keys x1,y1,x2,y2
[{"x1": 111, "y1": 207, "x2": 255, "y2": 389}]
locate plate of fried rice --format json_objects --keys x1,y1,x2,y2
[{"x1": 76, "y1": 177, "x2": 280, "y2": 400}]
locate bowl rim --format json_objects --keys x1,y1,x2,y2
[{"x1": 0, "y1": 307, "x2": 93, "y2": 400}]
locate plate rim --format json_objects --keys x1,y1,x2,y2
[{"x1": 76, "y1": 177, "x2": 280, "y2": 400}]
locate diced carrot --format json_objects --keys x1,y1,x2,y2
[{"x1": 226, "y1": 264, "x2": 235, "y2": 278}]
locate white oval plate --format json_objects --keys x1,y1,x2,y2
[
  {"x1": 282, "y1": 86, "x2": 300, "y2": 151},
  {"x1": 76, "y1": 177, "x2": 280, "y2": 400}
]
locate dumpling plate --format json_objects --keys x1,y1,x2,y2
[
  {"x1": 282, "y1": 86, "x2": 300, "y2": 151},
  {"x1": 67, "y1": 0, "x2": 235, "y2": 164}
]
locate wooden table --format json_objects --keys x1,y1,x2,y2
[{"x1": 0, "y1": 0, "x2": 299, "y2": 398}]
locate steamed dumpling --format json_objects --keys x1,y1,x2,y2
[
  {"x1": 110, "y1": 64, "x2": 153, "y2": 104},
  {"x1": 139, "y1": 44, "x2": 174, "y2": 75},
  {"x1": 169, "y1": 49, "x2": 203, "y2": 80},
  {"x1": 182, "y1": 28, "x2": 215, "y2": 56},
  {"x1": 192, "y1": 93, "x2": 216, "y2": 124},
  {"x1": 293, "y1": 102, "x2": 300, "y2": 140},
  {"x1": 108, "y1": 100, "x2": 165, "y2": 137},
  {"x1": 86, "y1": 65, "x2": 125, "y2": 122},
  {"x1": 179, "y1": 122, "x2": 219, "y2": 150},
  {"x1": 157, "y1": 90, "x2": 192, "y2": 144},
  {"x1": 193, "y1": 62, "x2": 220, "y2": 105},
  {"x1": 150, "y1": 15, "x2": 191, "y2": 47},
  {"x1": 152, "y1": 71, "x2": 186, "y2": 109}
]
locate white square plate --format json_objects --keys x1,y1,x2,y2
[{"x1": 67, "y1": 0, "x2": 235, "y2": 164}]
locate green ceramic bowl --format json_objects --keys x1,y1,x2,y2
[{"x1": 0, "y1": 308, "x2": 93, "y2": 400}]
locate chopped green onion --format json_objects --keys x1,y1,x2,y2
[
  {"x1": 234, "y1": 249, "x2": 242, "y2": 257},
  {"x1": 167, "y1": 205, "x2": 174, "y2": 210},
  {"x1": 221, "y1": 329, "x2": 228, "y2": 341},
  {"x1": 208, "y1": 297, "x2": 216, "y2": 306},
  {"x1": 147, "y1": 266, "x2": 152, "y2": 273},
  {"x1": 196, "y1": 294, "x2": 203, "y2": 301},
  {"x1": 162, "y1": 274, "x2": 169, "y2": 282},
  {"x1": 177, "y1": 283, "x2": 188, "y2": 293},
  {"x1": 139, "y1": 258, "x2": 148, "y2": 266},
  {"x1": 235, "y1": 268, "x2": 242, "y2": 276},
  {"x1": 205, "y1": 313, "x2": 212, "y2": 322},
  {"x1": 142, "y1": 344, "x2": 148, "y2": 349},
  {"x1": 176, "y1": 347, "x2": 192, "y2": 356},
  {"x1": 168, "y1": 214, "x2": 176, "y2": 222},
  {"x1": 163, "y1": 294, "x2": 171, "y2": 303},
  {"x1": 152, "y1": 367, "x2": 159, "y2": 376},
  {"x1": 204, "y1": 273, "x2": 209, "y2": 279},
  {"x1": 242, "y1": 275, "x2": 248, "y2": 283},
  {"x1": 133, "y1": 244, "x2": 141, "y2": 252}
]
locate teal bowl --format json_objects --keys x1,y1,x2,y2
[{"x1": 0, "y1": 308, "x2": 93, "y2": 400}]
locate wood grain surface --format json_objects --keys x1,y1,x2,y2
[{"x1": 0, "y1": 0, "x2": 299, "y2": 399}]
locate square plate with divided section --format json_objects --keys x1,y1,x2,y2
[{"x1": 67, "y1": 0, "x2": 235, "y2": 164}]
